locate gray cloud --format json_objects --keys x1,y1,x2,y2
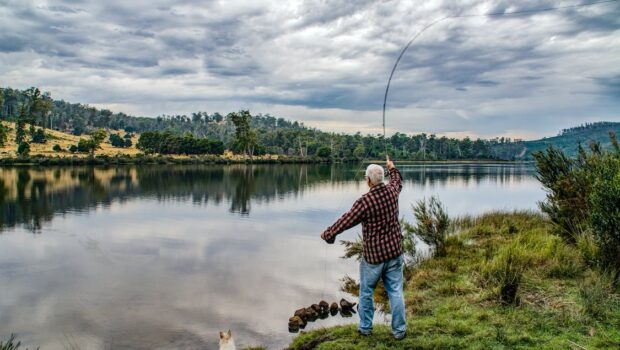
[{"x1": 0, "y1": 0, "x2": 619, "y2": 138}]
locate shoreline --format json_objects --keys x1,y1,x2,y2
[{"x1": 0, "y1": 155, "x2": 533, "y2": 167}]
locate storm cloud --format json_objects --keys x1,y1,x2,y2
[{"x1": 1, "y1": 0, "x2": 619, "y2": 138}]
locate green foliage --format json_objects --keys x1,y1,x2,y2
[
  {"x1": 229, "y1": 110, "x2": 257, "y2": 156},
  {"x1": 535, "y1": 133, "x2": 620, "y2": 280},
  {"x1": 0, "y1": 123, "x2": 8, "y2": 147},
  {"x1": 403, "y1": 196, "x2": 450, "y2": 256},
  {"x1": 579, "y1": 271, "x2": 617, "y2": 320},
  {"x1": 77, "y1": 139, "x2": 92, "y2": 153},
  {"x1": 316, "y1": 146, "x2": 331, "y2": 158},
  {"x1": 480, "y1": 242, "x2": 528, "y2": 304},
  {"x1": 0, "y1": 334, "x2": 38, "y2": 350},
  {"x1": 68, "y1": 144, "x2": 78, "y2": 153},
  {"x1": 588, "y1": 148, "x2": 620, "y2": 279},
  {"x1": 109, "y1": 133, "x2": 126, "y2": 147},
  {"x1": 30, "y1": 128, "x2": 46, "y2": 143},
  {"x1": 16, "y1": 141, "x2": 30, "y2": 157},
  {"x1": 137, "y1": 131, "x2": 224, "y2": 155},
  {"x1": 52, "y1": 144, "x2": 62, "y2": 152}
]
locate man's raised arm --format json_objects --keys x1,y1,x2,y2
[{"x1": 386, "y1": 156, "x2": 402, "y2": 193}]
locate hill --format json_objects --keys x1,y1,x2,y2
[{"x1": 490, "y1": 122, "x2": 620, "y2": 160}]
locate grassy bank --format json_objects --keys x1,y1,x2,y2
[{"x1": 288, "y1": 211, "x2": 620, "y2": 350}]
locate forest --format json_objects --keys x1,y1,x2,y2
[{"x1": 1, "y1": 87, "x2": 618, "y2": 160}]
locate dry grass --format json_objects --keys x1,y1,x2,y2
[{"x1": 0, "y1": 121, "x2": 141, "y2": 157}]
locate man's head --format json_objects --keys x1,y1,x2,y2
[{"x1": 365, "y1": 164, "x2": 385, "y2": 188}]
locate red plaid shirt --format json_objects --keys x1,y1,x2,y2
[{"x1": 322, "y1": 167, "x2": 403, "y2": 264}]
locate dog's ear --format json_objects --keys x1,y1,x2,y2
[
  {"x1": 219, "y1": 331, "x2": 225, "y2": 339},
  {"x1": 227, "y1": 329, "x2": 232, "y2": 337}
]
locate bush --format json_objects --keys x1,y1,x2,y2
[
  {"x1": 137, "y1": 131, "x2": 224, "y2": 155},
  {"x1": 17, "y1": 141, "x2": 30, "y2": 156},
  {"x1": 52, "y1": 144, "x2": 62, "y2": 152},
  {"x1": 588, "y1": 151, "x2": 620, "y2": 281},
  {"x1": 68, "y1": 144, "x2": 78, "y2": 153},
  {"x1": 579, "y1": 271, "x2": 616, "y2": 320},
  {"x1": 316, "y1": 146, "x2": 331, "y2": 158},
  {"x1": 403, "y1": 196, "x2": 450, "y2": 256},
  {"x1": 535, "y1": 134, "x2": 620, "y2": 282},
  {"x1": 77, "y1": 139, "x2": 92, "y2": 153},
  {"x1": 480, "y1": 242, "x2": 528, "y2": 304},
  {"x1": 31, "y1": 128, "x2": 46, "y2": 143}
]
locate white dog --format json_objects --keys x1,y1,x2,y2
[{"x1": 219, "y1": 330, "x2": 236, "y2": 350}]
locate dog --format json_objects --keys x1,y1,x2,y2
[{"x1": 219, "y1": 329, "x2": 236, "y2": 350}]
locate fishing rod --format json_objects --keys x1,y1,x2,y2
[{"x1": 381, "y1": 0, "x2": 619, "y2": 157}]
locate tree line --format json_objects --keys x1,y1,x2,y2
[{"x1": 0, "y1": 86, "x2": 530, "y2": 159}]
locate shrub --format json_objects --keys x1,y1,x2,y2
[
  {"x1": 403, "y1": 196, "x2": 450, "y2": 256},
  {"x1": 31, "y1": 128, "x2": 46, "y2": 143},
  {"x1": 316, "y1": 146, "x2": 331, "y2": 158},
  {"x1": 52, "y1": 144, "x2": 62, "y2": 152},
  {"x1": 68, "y1": 144, "x2": 78, "y2": 153},
  {"x1": 588, "y1": 151, "x2": 620, "y2": 282},
  {"x1": 576, "y1": 230, "x2": 600, "y2": 268},
  {"x1": 17, "y1": 141, "x2": 30, "y2": 156},
  {"x1": 480, "y1": 242, "x2": 528, "y2": 304},
  {"x1": 579, "y1": 271, "x2": 616, "y2": 320}
]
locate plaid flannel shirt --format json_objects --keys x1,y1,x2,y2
[{"x1": 322, "y1": 167, "x2": 403, "y2": 264}]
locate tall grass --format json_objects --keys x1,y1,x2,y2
[{"x1": 480, "y1": 242, "x2": 529, "y2": 305}]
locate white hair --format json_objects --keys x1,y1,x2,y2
[{"x1": 365, "y1": 164, "x2": 385, "y2": 185}]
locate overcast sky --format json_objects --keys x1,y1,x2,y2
[{"x1": 1, "y1": 0, "x2": 619, "y2": 139}]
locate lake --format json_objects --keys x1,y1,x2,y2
[{"x1": 0, "y1": 163, "x2": 543, "y2": 349}]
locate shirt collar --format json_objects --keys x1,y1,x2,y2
[{"x1": 369, "y1": 183, "x2": 386, "y2": 193}]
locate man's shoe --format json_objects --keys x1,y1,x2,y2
[
  {"x1": 357, "y1": 330, "x2": 372, "y2": 337},
  {"x1": 394, "y1": 332, "x2": 406, "y2": 340}
]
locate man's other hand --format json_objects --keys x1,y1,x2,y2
[
  {"x1": 321, "y1": 230, "x2": 336, "y2": 244},
  {"x1": 386, "y1": 156, "x2": 395, "y2": 170}
]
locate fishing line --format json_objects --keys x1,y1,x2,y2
[{"x1": 381, "y1": 0, "x2": 620, "y2": 152}]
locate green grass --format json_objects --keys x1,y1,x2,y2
[{"x1": 287, "y1": 211, "x2": 620, "y2": 350}]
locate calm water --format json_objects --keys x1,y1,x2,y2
[{"x1": 0, "y1": 163, "x2": 543, "y2": 349}]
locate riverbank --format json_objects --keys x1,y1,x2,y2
[
  {"x1": 287, "y1": 211, "x2": 620, "y2": 349},
  {"x1": 0, "y1": 154, "x2": 334, "y2": 166}
]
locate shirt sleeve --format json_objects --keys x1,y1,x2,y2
[
  {"x1": 323, "y1": 197, "x2": 366, "y2": 241},
  {"x1": 387, "y1": 167, "x2": 403, "y2": 193}
]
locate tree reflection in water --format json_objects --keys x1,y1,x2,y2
[{"x1": 0, "y1": 163, "x2": 534, "y2": 231}]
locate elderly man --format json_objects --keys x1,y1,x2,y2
[{"x1": 320, "y1": 157, "x2": 406, "y2": 339}]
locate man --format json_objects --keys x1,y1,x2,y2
[{"x1": 320, "y1": 157, "x2": 406, "y2": 340}]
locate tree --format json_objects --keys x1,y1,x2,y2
[
  {"x1": 15, "y1": 104, "x2": 28, "y2": 144},
  {"x1": 53, "y1": 144, "x2": 62, "y2": 152},
  {"x1": 230, "y1": 110, "x2": 257, "y2": 156},
  {"x1": 69, "y1": 144, "x2": 78, "y2": 153},
  {"x1": 316, "y1": 146, "x2": 331, "y2": 158},
  {"x1": 87, "y1": 129, "x2": 106, "y2": 155},
  {"x1": 109, "y1": 133, "x2": 126, "y2": 148},
  {"x1": 31, "y1": 128, "x2": 46, "y2": 143},
  {"x1": 17, "y1": 141, "x2": 30, "y2": 156}
]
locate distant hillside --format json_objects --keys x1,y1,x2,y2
[
  {"x1": 491, "y1": 122, "x2": 620, "y2": 160},
  {"x1": 1, "y1": 86, "x2": 617, "y2": 160}
]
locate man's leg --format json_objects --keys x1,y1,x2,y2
[
  {"x1": 358, "y1": 258, "x2": 383, "y2": 335},
  {"x1": 382, "y1": 254, "x2": 406, "y2": 339}
]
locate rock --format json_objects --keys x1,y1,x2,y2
[
  {"x1": 330, "y1": 302, "x2": 339, "y2": 316},
  {"x1": 319, "y1": 300, "x2": 329, "y2": 313},
  {"x1": 340, "y1": 308, "x2": 353, "y2": 318},
  {"x1": 294, "y1": 308, "x2": 308, "y2": 321},
  {"x1": 310, "y1": 304, "x2": 322, "y2": 313},
  {"x1": 305, "y1": 307, "x2": 319, "y2": 321},
  {"x1": 340, "y1": 298, "x2": 357, "y2": 311},
  {"x1": 289, "y1": 316, "x2": 303, "y2": 332}
]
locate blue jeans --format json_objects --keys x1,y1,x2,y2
[{"x1": 358, "y1": 254, "x2": 406, "y2": 337}]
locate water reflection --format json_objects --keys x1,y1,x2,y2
[
  {"x1": 0, "y1": 163, "x2": 535, "y2": 231},
  {"x1": 0, "y1": 163, "x2": 541, "y2": 350}
]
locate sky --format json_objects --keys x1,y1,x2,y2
[{"x1": 0, "y1": 0, "x2": 619, "y2": 140}]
